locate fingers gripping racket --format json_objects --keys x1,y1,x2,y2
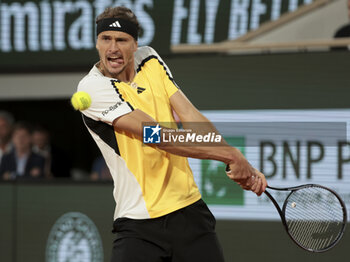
[{"x1": 265, "y1": 184, "x2": 347, "y2": 252}]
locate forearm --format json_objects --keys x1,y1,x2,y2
[
  {"x1": 165, "y1": 104, "x2": 243, "y2": 163},
  {"x1": 114, "y1": 108, "x2": 248, "y2": 169},
  {"x1": 158, "y1": 143, "x2": 241, "y2": 164}
]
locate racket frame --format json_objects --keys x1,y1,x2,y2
[{"x1": 265, "y1": 184, "x2": 347, "y2": 253}]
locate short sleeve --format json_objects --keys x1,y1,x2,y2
[
  {"x1": 162, "y1": 66, "x2": 179, "y2": 98},
  {"x1": 77, "y1": 76, "x2": 133, "y2": 125},
  {"x1": 144, "y1": 47, "x2": 180, "y2": 98}
]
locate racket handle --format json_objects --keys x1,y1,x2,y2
[{"x1": 225, "y1": 164, "x2": 256, "y2": 179}]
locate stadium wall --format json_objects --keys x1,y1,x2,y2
[{"x1": 1, "y1": 182, "x2": 348, "y2": 262}]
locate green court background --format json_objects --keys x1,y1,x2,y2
[{"x1": 0, "y1": 182, "x2": 348, "y2": 262}]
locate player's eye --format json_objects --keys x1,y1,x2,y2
[
  {"x1": 116, "y1": 38, "x2": 127, "y2": 42},
  {"x1": 101, "y1": 36, "x2": 111, "y2": 41}
]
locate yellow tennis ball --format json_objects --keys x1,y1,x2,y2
[{"x1": 71, "y1": 91, "x2": 92, "y2": 111}]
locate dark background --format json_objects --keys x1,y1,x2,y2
[
  {"x1": 1, "y1": 51, "x2": 349, "y2": 172},
  {"x1": 0, "y1": 0, "x2": 308, "y2": 71}
]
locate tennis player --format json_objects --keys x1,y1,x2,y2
[{"x1": 77, "y1": 6, "x2": 267, "y2": 262}]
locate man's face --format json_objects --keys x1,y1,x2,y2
[
  {"x1": 12, "y1": 128, "x2": 32, "y2": 152},
  {"x1": 0, "y1": 117, "x2": 11, "y2": 143},
  {"x1": 96, "y1": 31, "x2": 137, "y2": 79},
  {"x1": 32, "y1": 131, "x2": 49, "y2": 150}
]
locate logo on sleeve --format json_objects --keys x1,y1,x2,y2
[{"x1": 102, "y1": 102, "x2": 122, "y2": 116}]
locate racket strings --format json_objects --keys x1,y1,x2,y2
[{"x1": 284, "y1": 187, "x2": 344, "y2": 251}]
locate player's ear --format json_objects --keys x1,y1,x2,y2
[
  {"x1": 133, "y1": 40, "x2": 138, "y2": 52},
  {"x1": 96, "y1": 35, "x2": 100, "y2": 50}
]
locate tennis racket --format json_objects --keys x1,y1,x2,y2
[
  {"x1": 225, "y1": 165, "x2": 347, "y2": 252},
  {"x1": 264, "y1": 184, "x2": 347, "y2": 252}
]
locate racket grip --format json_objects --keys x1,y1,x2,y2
[
  {"x1": 225, "y1": 164, "x2": 257, "y2": 180},
  {"x1": 225, "y1": 164, "x2": 231, "y2": 174}
]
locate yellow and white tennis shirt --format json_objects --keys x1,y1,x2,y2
[{"x1": 78, "y1": 46, "x2": 201, "y2": 220}]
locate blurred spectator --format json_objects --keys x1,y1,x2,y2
[
  {"x1": 0, "y1": 122, "x2": 45, "y2": 180},
  {"x1": 90, "y1": 156, "x2": 112, "y2": 181},
  {"x1": 0, "y1": 111, "x2": 14, "y2": 165},
  {"x1": 32, "y1": 125, "x2": 71, "y2": 179},
  {"x1": 332, "y1": 0, "x2": 350, "y2": 50}
]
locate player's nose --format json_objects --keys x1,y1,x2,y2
[{"x1": 108, "y1": 40, "x2": 120, "y2": 53}]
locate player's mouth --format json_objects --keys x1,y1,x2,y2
[{"x1": 107, "y1": 56, "x2": 124, "y2": 68}]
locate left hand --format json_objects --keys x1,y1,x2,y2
[
  {"x1": 227, "y1": 166, "x2": 267, "y2": 196},
  {"x1": 30, "y1": 168, "x2": 41, "y2": 177},
  {"x1": 247, "y1": 169, "x2": 267, "y2": 196}
]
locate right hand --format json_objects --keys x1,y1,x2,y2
[
  {"x1": 2, "y1": 172, "x2": 12, "y2": 180},
  {"x1": 236, "y1": 169, "x2": 267, "y2": 196},
  {"x1": 225, "y1": 148, "x2": 256, "y2": 184},
  {"x1": 225, "y1": 149, "x2": 267, "y2": 195}
]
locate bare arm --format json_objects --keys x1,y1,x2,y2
[
  {"x1": 169, "y1": 90, "x2": 267, "y2": 194},
  {"x1": 168, "y1": 90, "x2": 248, "y2": 168}
]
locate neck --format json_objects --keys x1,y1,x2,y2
[
  {"x1": 118, "y1": 63, "x2": 135, "y2": 83},
  {"x1": 16, "y1": 148, "x2": 30, "y2": 158}
]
